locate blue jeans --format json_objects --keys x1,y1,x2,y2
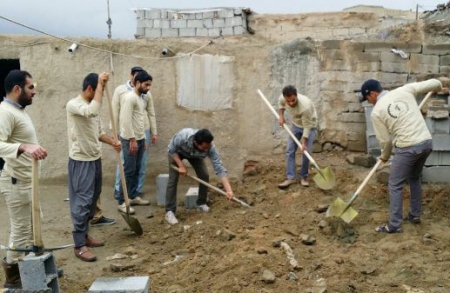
[
  {"x1": 115, "y1": 137, "x2": 145, "y2": 205},
  {"x1": 286, "y1": 125, "x2": 317, "y2": 180},
  {"x1": 137, "y1": 130, "x2": 151, "y2": 194},
  {"x1": 388, "y1": 139, "x2": 432, "y2": 229},
  {"x1": 113, "y1": 151, "x2": 124, "y2": 196}
]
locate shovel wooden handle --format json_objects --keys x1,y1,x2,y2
[
  {"x1": 31, "y1": 158, "x2": 43, "y2": 252},
  {"x1": 104, "y1": 86, "x2": 131, "y2": 214}
]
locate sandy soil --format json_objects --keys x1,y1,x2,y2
[{"x1": 1, "y1": 151, "x2": 450, "y2": 293}]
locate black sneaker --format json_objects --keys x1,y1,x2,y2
[{"x1": 90, "y1": 217, "x2": 116, "y2": 227}]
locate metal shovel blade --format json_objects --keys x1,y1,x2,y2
[
  {"x1": 340, "y1": 207, "x2": 358, "y2": 224},
  {"x1": 120, "y1": 212, "x2": 143, "y2": 236},
  {"x1": 313, "y1": 165, "x2": 335, "y2": 190},
  {"x1": 326, "y1": 197, "x2": 359, "y2": 223}
]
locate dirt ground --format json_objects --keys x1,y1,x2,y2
[{"x1": 1, "y1": 150, "x2": 450, "y2": 293}]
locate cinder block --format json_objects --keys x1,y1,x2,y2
[
  {"x1": 222, "y1": 27, "x2": 233, "y2": 36},
  {"x1": 423, "y1": 166, "x2": 450, "y2": 183},
  {"x1": 145, "y1": 9, "x2": 161, "y2": 19},
  {"x1": 135, "y1": 27, "x2": 145, "y2": 37},
  {"x1": 203, "y1": 11, "x2": 216, "y2": 19},
  {"x1": 161, "y1": 28, "x2": 178, "y2": 37},
  {"x1": 136, "y1": 10, "x2": 146, "y2": 19},
  {"x1": 203, "y1": 19, "x2": 213, "y2": 29},
  {"x1": 381, "y1": 62, "x2": 409, "y2": 73},
  {"x1": 425, "y1": 151, "x2": 439, "y2": 166},
  {"x1": 196, "y1": 28, "x2": 209, "y2": 37},
  {"x1": 440, "y1": 55, "x2": 450, "y2": 66},
  {"x1": 431, "y1": 134, "x2": 450, "y2": 151},
  {"x1": 182, "y1": 13, "x2": 196, "y2": 20},
  {"x1": 179, "y1": 28, "x2": 196, "y2": 37},
  {"x1": 225, "y1": 16, "x2": 243, "y2": 27},
  {"x1": 439, "y1": 151, "x2": 450, "y2": 165},
  {"x1": 144, "y1": 28, "x2": 161, "y2": 38},
  {"x1": 196, "y1": 13, "x2": 203, "y2": 19},
  {"x1": 233, "y1": 26, "x2": 245, "y2": 35},
  {"x1": 185, "y1": 187, "x2": 199, "y2": 209},
  {"x1": 218, "y1": 9, "x2": 234, "y2": 18},
  {"x1": 156, "y1": 174, "x2": 168, "y2": 206},
  {"x1": 423, "y1": 44, "x2": 450, "y2": 55},
  {"x1": 19, "y1": 252, "x2": 59, "y2": 293},
  {"x1": 410, "y1": 54, "x2": 440, "y2": 65},
  {"x1": 137, "y1": 19, "x2": 151, "y2": 28},
  {"x1": 380, "y1": 52, "x2": 407, "y2": 62},
  {"x1": 160, "y1": 9, "x2": 168, "y2": 19},
  {"x1": 208, "y1": 28, "x2": 221, "y2": 37},
  {"x1": 234, "y1": 8, "x2": 243, "y2": 15},
  {"x1": 88, "y1": 277, "x2": 150, "y2": 293},
  {"x1": 440, "y1": 66, "x2": 450, "y2": 73},
  {"x1": 188, "y1": 19, "x2": 204, "y2": 28},
  {"x1": 340, "y1": 113, "x2": 366, "y2": 123},
  {"x1": 171, "y1": 19, "x2": 187, "y2": 28},
  {"x1": 213, "y1": 19, "x2": 225, "y2": 28},
  {"x1": 433, "y1": 118, "x2": 450, "y2": 134},
  {"x1": 153, "y1": 20, "x2": 170, "y2": 29}
]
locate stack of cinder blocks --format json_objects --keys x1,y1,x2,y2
[
  {"x1": 423, "y1": 98, "x2": 450, "y2": 183},
  {"x1": 135, "y1": 8, "x2": 248, "y2": 38}
]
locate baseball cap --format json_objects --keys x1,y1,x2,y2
[
  {"x1": 130, "y1": 66, "x2": 144, "y2": 74},
  {"x1": 360, "y1": 79, "x2": 382, "y2": 102}
]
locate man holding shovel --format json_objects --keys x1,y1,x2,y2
[
  {"x1": 165, "y1": 128, "x2": 234, "y2": 225},
  {"x1": 0, "y1": 70, "x2": 48, "y2": 288},
  {"x1": 67, "y1": 72, "x2": 121, "y2": 262},
  {"x1": 360, "y1": 78, "x2": 442, "y2": 233},
  {"x1": 278, "y1": 85, "x2": 318, "y2": 188}
]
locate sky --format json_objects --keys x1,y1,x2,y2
[{"x1": 0, "y1": 0, "x2": 444, "y2": 40}]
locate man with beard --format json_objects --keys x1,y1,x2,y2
[
  {"x1": 115, "y1": 71, "x2": 152, "y2": 213},
  {"x1": 66, "y1": 72, "x2": 121, "y2": 261},
  {"x1": 0, "y1": 70, "x2": 48, "y2": 288}
]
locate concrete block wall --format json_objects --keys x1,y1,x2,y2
[{"x1": 135, "y1": 8, "x2": 248, "y2": 38}]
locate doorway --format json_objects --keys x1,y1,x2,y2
[{"x1": 0, "y1": 59, "x2": 20, "y2": 102}]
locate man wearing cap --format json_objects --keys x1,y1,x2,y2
[
  {"x1": 115, "y1": 71, "x2": 153, "y2": 213},
  {"x1": 360, "y1": 78, "x2": 442, "y2": 233},
  {"x1": 278, "y1": 85, "x2": 318, "y2": 189}
]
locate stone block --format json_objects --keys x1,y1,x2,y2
[
  {"x1": 381, "y1": 62, "x2": 409, "y2": 73},
  {"x1": 431, "y1": 134, "x2": 450, "y2": 151},
  {"x1": 161, "y1": 28, "x2": 179, "y2": 37},
  {"x1": 440, "y1": 66, "x2": 450, "y2": 73},
  {"x1": 348, "y1": 28, "x2": 366, "y2": 35},
  {"x1": 196, "y1": 13, "x2": 203, "y2": 20},
  {"x1": 364, "y1": 42, "x2": 422, "y2": 53},
  {"x1": 188, "y1": 19, "x2": 204, "y2": 28},
  {"x1": 380, "y1": 52, "x2": 407, "y2": 62},
  {"x1": 153, "y1": 20, "x2": 170, "y2": 29},
  {"x1": 340, "y1": 113, "x2": 366, "y2": 123},
  {"x1": 144, "y1": 28, "x2": 161, "y2": 38},
  {"x1": 320, "y1": 40, "x2": 342, "y2": 49},
  {"x1": 439, "y1": 152, "x2": 450, "y2": 165},
  {"x1": 440, "y1": 55, "x2": 450, "y2": 66},
  {"x1": 326, "y1": 60, "x2": 350, "y2": 71},
  {"x1": 203, "y1": 19, "x2": 213, "y2": 29},
  {"x1": 433, "y1": 118, "x2": 450, "y2": 134},
  {"x1": 321, "y1": 49, "x2": 344, "y2": 60},
  {"x1": 171, "y1": 19, "x2": 187, "y2": 29},
  {"x1": 425, "y1": 152, "x2": 439, "y2": 166},
  {"x1": 423, "y1": 166, "x2": 450, "y2": 183},
  {"x1": 213, "y1": 19, "x2": 225, "y2": 28},
  {"x1": 355, "y1": 62, "x2": 380, "y2": 72},
  {"x1": 145, "y1": 9, "x2": 161, "y2": 19},
  {"x1": 378, "y1": 73, "x2": 408, "y2": 87},
  {"x1": 185, "y1": 187, "x2": 199, "y2": 209},
  {"x1": 225, "y1": 16, "x2": 243, "y2": 27},
  {"x1": 137, "y1": 19, "x2": 150, "y2": 28},
  {"x1": 209, "y1": 28, "x2": 221, "y2": 37},
  {"x1": 320, "y1": 80, "x2": 347, "y2": 92},
  {"x1": 347, "y1": 131, "x2": 365, "y2": 141},
  {"x1": 366, "y1": 134, "x2": 380, "y2": 149},
  {"x1": 136, "y1": 10, "x2": 145, "y2": 18},
  {"x1": 423, "y1": 44, "x2": 450, "y2": 55},
  {"x1": 88, "y1": 277, "x2": 150, "y2": 293},
  {"x1": 203, "y1": 11, "x2": 216, "y2": 19},
  {"x1": 196, "y1": 28, "x2": 209, "y2": 37},
  {"x1": 233, "y1": 26, "x2": 245, "y2": 35},
  {"x1": 222, "y1": 27, "x2": 233, "y2": 36},
  {"x1": 410, "y1": 54, "x2": 440, "y2": 65},
  {"x1": 19, "y1": 253, "x2": 59, "y2": 293},
  {"x1": 183, "y1": 13, "x2": 196, "y2": 20},
  {"x1": 356, "y1": 52, "x2": 380, "y2": 62},
  {"x1": 135, "y1": 27, "x2": 145, "y2": 37},
  {"x1": 332, "y1": 28, "x2": 349, "y2": 37},
  {"x1": 347, "y1": 140, "x2": 366, "y2": 152},
  {"x1": 156, "y1": 174, "x2": 168, "y2": 206},
  {"x1": 218, "y1": 9, "x2": 234, "y2": 18},
  {"x1": 234, "y1": 8, "x2": 243, "y2": 15},
  {"x1": 348, "y1": 102, "x2": 363, "y2": 112},
  {"x1": 179, "y1": 28, "x2": 196, "y2": 37},
  {"x1": 160, "y1": 9, "x2": 168, "y2": 19}
]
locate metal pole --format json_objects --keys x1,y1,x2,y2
[
  {"x1": 416, "y1": 4, "x2": 419, "y2": 20},
  {"x1": 107, "y1": 0, "x2": 112, "y2": 39}
]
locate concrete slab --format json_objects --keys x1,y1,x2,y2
[
  {"x1": 179, "y1": 28, "x2": 196, "y2": 37},
  {"x1": 144, "y1": 28, "x2": 161, "y2": 38},
  {"x1": 161, "y1": 29, "x2": 179, "y2": 38},
  {"x1": 88, "y1": 276, "x2": 150, "y2": 293},
  {"x1": 171, "y1": 20, "x2": 187, "y2": 29}
]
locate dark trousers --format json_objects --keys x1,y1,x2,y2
[
  {"x1": 115, "y1": 137, "x2": 145, "y2": 205},
  {"x1": 68, "y1": 158, "x2": 102, "y2": 248},
  {"x1": 165, "y1": 155, "x2": 209, "y2": 213}
]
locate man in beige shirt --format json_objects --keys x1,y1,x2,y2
[
  {"x1": 67, "y1": 72, "x2": 121, "y2": 262},
  {"x1": 114, "y1": 71, "x2": 152, "y2": 213},
  {"x1": 278, "y1": 85, "x2": 318, "y2": 188},
  {"x1": 360, "y1": 78, "x2": 442, "y2": 233},
  {"x1": 0, "y1": 70, "x2": 48, "y2": 288}
]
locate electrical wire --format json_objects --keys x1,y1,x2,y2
[{"x1": 0, "y1": 15, "x2": 213, "y2": 60}]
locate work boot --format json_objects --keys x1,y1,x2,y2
[
  {"x1": 2, "y1": 258, "x2": 21, "y2": 289},
  {"x1": 278, "y1": 179, "x2": 296, "y2": 189}
]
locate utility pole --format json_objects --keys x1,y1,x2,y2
[
  {"x1": 106, "y1": 0, "x2": 112, "y2": 39},
  {"x1": 416, "y1": 4, "x2": 419, "y2": 21}
]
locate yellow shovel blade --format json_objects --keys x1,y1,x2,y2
[
  {"x1": 326, "y1": 197, "x2": 347, "y2": 217},
  {"x1": 340, "y1": 207, "x2": 358, "y2": 224},
  {"x1": 313, "y1": 165, "x2": 335, "y2": 190}
]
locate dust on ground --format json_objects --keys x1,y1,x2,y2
[{"x1": 1, "y1": 151, "x2": 450, "y2": 293}]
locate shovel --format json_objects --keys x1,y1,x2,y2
[
  {"x1": 170, "y1": 165, "x2": 252, "y2": 208},
  {"x1": 105, "y1": 87, "x2": 143, "y2": 236},
  {"x1": 327, "y1": 91, "x2": 434, "y2": 223},
  {"x1": 257, "y1": 89, "x2": 335, "y2": 190}
]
